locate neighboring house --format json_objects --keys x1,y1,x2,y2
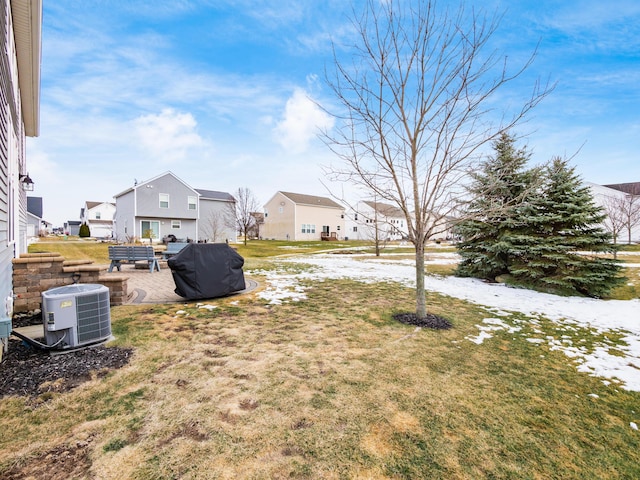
[
  {"x1": 26, "y1": 196, "x2": 44, "y2": 238},
  {"x1": 195, "y1": 189, "x2": 236, "y2": 243},
  {"x1": 65, "y1": 220, "x2": 81, "y2": 236},
  {"x1": 588, "y1": 182, "x2": 640, "y2": 244},
  {"x1": 80, "y1": 200, "x2": 115, "y2": 238},
  {"x1": 345, "y1": 200, "x2": 408, "y2": 241},
  {"x1": 1, "y1": 0, "x2": 42, "y2": 354},
  {"x1": 113, "y1": 172, "x2": 236, "y2": 244},
  {"x1": 603, "y1": 182, "x2": 640, "y2": 196},
  {"x1": 262, "y1": 191, "x2": 345, "y2": 241}
]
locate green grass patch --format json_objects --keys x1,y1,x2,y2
[{"x1": 6, "y1": 243, "x2": 638, "y2": 478}]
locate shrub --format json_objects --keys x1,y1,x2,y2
[{"x1": 79, "y1": 223, "x2": 91, "y2": 238}]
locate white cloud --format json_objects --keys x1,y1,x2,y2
[
  {"x1": 133, "y1": 109, "x2": 206, "y2": 164},
  {"x1": 273, "y1": 89, "x2": 334, "y2": 154}
]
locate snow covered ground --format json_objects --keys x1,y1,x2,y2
[{"x1": 250, "y1": 252, "x2": 640, "y2": 392}]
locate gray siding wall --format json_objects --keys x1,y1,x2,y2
[
  {"x1": 198, "y1": 199, "x2": 236, "y2": 243},
  {"x1": 114, "y1": 190, "x2": 135, "y2": 241},
  {"x1": 1, "y1": 0, "x2": 28, "y2": 334},
  {"x1": 136, "y1": 173, "x2": 198, "y2": 220},
  {"x1": 149, "y1": 217, "x2": 197, "y2": 241}
]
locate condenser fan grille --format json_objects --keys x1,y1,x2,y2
[{"x1": 76, "y1": 291, "x2": 111, "y2": 344}]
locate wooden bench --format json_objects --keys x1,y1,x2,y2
[
  {"x1": 108, "y1": 245, "x2": 160, "y2": 273},
  {"x1": 162, "y1": 242, "x2": 189, "y2": 259}
]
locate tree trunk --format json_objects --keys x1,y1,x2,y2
[{"x1": 415, "y1": 241, "x2": 427, "y2": 318}]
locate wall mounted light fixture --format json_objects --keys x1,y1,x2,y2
[{"x1": 19, "y1": 173, "x2": 34, "y2": 191}]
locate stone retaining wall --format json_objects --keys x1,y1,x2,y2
[{"x1": 12, "y1": 253, "x2": 129, "y2": 313}]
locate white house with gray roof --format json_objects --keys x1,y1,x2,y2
[
  {"x1": 80, "y1": 200, "x2": 115, "y2": 239},
  {"x1": 345, "y1": 200, "x2": 408, "y2": 241}
]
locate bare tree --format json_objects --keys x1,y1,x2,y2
[
  {"x1": 202, "y1": 204, "x2": 236, "y2": 243},
  {"x1": 601, "y1": 195, "x2": 626, "y2": 253},
  {"x1": 249, "y1": 212, "x2": 264, "y2": 240},
  {"x1": 234, "y1": 187, "x2": 261, "y2": 246},
  {"x1": 322, "y1": 0, "x2": 552, "y2": 319},
  {"x1": 618, "y1": 193, "x2": 640, "y2": 245}
]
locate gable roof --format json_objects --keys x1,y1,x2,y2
[
  {"x1": 195, "y1": 189, "x2": 235, "y2": 202},
  {"x1": 114, "y1": 171, "x2": 196, "y2": 198},
  {"x1": 279, "y1": 191, "x2": 343, "y2": 209},
  {"x1": 604, "y1": 182, "x2": 640, "y2": 195},
  {"x1": 27, "y1": 196, "x2": 42, "y2": 218},
  {"x1": 86, "y1": 201, "x2": 115, "y2": 210},
  {"x1": 362, "y1": 201, "x2": 404, "y2": 218}
]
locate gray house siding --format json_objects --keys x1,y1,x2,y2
[
  {"x1": 135, "y1": 173, "x2": 199, "y2": 220},
  {"x1": 114, "y1": 190, "x2": 135, "y2": 241},
  {"x1": 1, "y1": 0, "x2": 42, "y2": 350},
  {"x1": 1, "y1": 2, "x2": 15, "y2": 335},
  {"x1": 198, "y1": 197, "x2": 236, "y2": 243}
]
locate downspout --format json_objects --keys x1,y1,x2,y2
[{"x1": 133, "y1": 187, "x2": 137, "y2": 239}]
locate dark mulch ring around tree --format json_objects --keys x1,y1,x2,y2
[
  {"x1": 0, "y1": 338, "x2": 133, "y2": 400},
  {"x1": 393, "y1": 312, "x2": 453, "y2": 330}
]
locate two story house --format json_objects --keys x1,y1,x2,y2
[
  {"x1": 80, "y1": 200, "x2": 115, "y2": 238},
  {"x1": 113, "y1": 172, "x2": 236, "y2": 244},
  {"x1": 262, "y1": 191, "x2": 345, "y2": 241},
  {"x1": 1, "y1": 0, "x2": 42, "y2": 355},
  {"x1": 345, "y1": 200, "x2": 408, "y2": 241}
]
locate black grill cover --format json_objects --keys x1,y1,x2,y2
[{"x1": 167, "y1": 243, "x2": 246, "y2": 300}]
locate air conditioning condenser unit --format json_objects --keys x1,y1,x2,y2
[{"x1": 41, "y1": 284, "x2": 112, "y2": 349}]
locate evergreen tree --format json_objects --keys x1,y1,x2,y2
[
  {"x1": 456, "y1": 132, "x2": 537, "y2": 279},
  {"x1": 507, "y1": 157, "x2": 623, "y2": 297},
  {"x1": 79, "y1": 223, "x2": 91, "y2": 238}
]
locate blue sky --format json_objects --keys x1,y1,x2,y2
[{"x1": 27, "y1": 0, "x2": 640, "y2": 227}]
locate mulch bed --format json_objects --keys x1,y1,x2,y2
[
  {"x1": 393, "y1": 312, "x2": 452, "y2": 329},
  {"x1": 1, "y1": 313, "x2": 132, "y2": 399}
]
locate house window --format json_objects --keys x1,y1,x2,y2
[
  {"x1": 95, "y1": 212, "x2": 101, "y2": 219},
  {"x1": 353, "y1": 226, "x2": 358, "y2": 232},
  {"x1": 172, "y1": 220, "x2": 181, "y2": 229},
  {"x1": 279, "y1": 206, "x2": 284, "y2": 213},
  {"x1": 188, "y1": 196, "x2": 197, "y2": 210},
  {"x1": 159, "y1": 194, "x2": 169, "y2": 209},
  {"x1": 355, "y1": 214, "x2": 358, "y2": 221},
  {"x1": 301, "y1": 224, "x2": 316, "y2": 234},
  {"x1": 337, "y1": 226, "x2": 341, "y2": 231}
]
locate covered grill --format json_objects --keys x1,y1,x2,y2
[{"x1": 167, "y1": 243, "x2": 246, "y2": 300}]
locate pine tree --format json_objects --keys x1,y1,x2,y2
[
  {"x1": 507, "y1": 157, "x2": 623, "y2": 297},
  {"x1": 79, "y1": 223, "x2": 91, "y2": 238},
  {"x1": 456, "y1": 132, "x2": 537, "y2": 279}
]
